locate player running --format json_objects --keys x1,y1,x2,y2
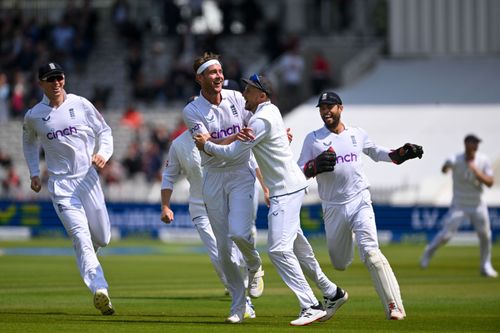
[
  {"x1": 298, "y1": 91, "x2": 424, "y2": 320},
  {"x1": 421, "y1": 134, "x2": 497, "y2": 278},
  {"x1": 195, "y1": 75, "x2": 348, "y2": 326},
  {"x1": 22, "y1": 62, "x2": 115, "y2": 315},
  {"x1": 182, "y1": 53, "x2": 264, "y2": 323}
]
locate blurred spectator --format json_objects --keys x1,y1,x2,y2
[
  {"x1": 132, "y1": 71, "x2": 156, "y2": 104},
  {"x1": 163, "y1": 0, "x2": 182, "y2": 36},
  {"x1": 166, "y1": 57, "x2": 193, "y2": 101},
  {"x1": 241, "y1": 0, "x2": 263, "y2": 34},
  {"x1": 121, "y1": 142, "x2": 143, "y2": 178},
  {"x1": 80, "y1": 0, "x2": 99, "y2": 50},
  {"x1": 51, "y1": 15, "x2": 76, "y2": 69},
  {"x1": 91, "y1": 84, "x2": 112, "y2": 110},
  {"x1": 15, "y1": 39, "x2": 37, "y2": 72},
  {"x1": 262, "y1": 19, "x2": 283, "y2": 62},
  {"x1": 10, "y1": 70, "x2": 27, "y2": 119},
  {"x1": 222, "y1": 56, "x2": 243, "y2": 83},
  {"x1": 143, "y1": 41, "x2": 169, "y2": 103},
  {"x1": 121, "y1": 105, "x2": 144, "y2": 129},
  {"x1": 142, "y1": 142, "x2": 163, "y2": 183},
  {"x1": 0, "y1": 72, "x2": 10, "y2": 124},
  {"x1": 151, "y1": 125, "x2": 170, "y2": 154},
  {"x1": 0, "y1": 149, "x2": 13, "y2": 168},
  {"x1": 1, "y1": 163, "x2": 22, "y2": 199},
  {"x1": 111, "y1": 0, "x2": 130, "y2": 34},
  {"x1": 219, "y1": 0, "x2": 234, "y2": 35},
  {"x1": 125, "y1": 43, "x2": 143, "y2": 82},
  {"x1": 276, "y1": 38, "x2": 304, "y2": 114},
  {"x1": 99, "y1": 158, "x2": 124, "y2": 185},
  {"x1": 111, "y1": 0, "x2": 143, "y2": 47},
  {"x1": 310, "y1": 49, "x2": 331, "y2": 94}
]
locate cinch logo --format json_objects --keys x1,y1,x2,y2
[
  {"x1": 336, "y1": 152, "x2": 358, "y2": 164},
  {"x1": 190, "y1": 123, "x2": 202, "y2": 134},
  {"x1": 210, "y1": 124, "x2": 241, "y2": 139},
  {"x1": 46, "y1": 126, "x2": 77, "y2": 140}
]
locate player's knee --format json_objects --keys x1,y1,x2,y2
[
  {"x1": 477, "y1": 229, "x2": 491, "y2": 241},
  {"x1": 329, "y1": 255, "x2": 349, "y2": 270},
  {"x1": 363, "y1": 249, "x2": 384, "y2": 269},
  {"x1": 93, "y1": 235, "x2": 110, "y2": 248},
  {"x1": 229, "y1": 231, "x2": 250, "y2": 246},
  {"x1": 267, "y1": 247, "x2": 291, "y2": 261}
]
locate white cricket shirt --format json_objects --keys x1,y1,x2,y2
[
  {"x1": 298, "y1": 125, "x2": 392, "y2": 204},
  {"x1": 204, "y1": 101, "x2": 307, "y2": 197},
  {"x1": 22, "y1": 93, "x2": 113, "y2": 178},
  {"x1": 182, "y1": 89, "x2": 252, "y2": 169},
  {"x1": 446, "y1": 152, "x2": 493, "y2": 207}
]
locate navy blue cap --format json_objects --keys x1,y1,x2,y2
[
  {"x1": 222, "y1": 79, "x2": 241, "y2": 92},
  {"x1": 316, "y1": 91, "x2": 342, "y2": 107},
  {"x1": 38, "y1": 62, "x2": 64, "y2": 80}
]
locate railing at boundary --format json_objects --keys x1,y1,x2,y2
[{"x1": 1, "y1": 200, "x2": 500, "y2": 242}]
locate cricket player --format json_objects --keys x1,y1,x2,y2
[
  {"x1": 420, "y1": 134, "x2": 497, "y2": 278},
  {"x1": 182, "y1": 53, "x2": 264, "y2": 323},
  {"x1": 160, "y1": 117, "x2": 267, "y2": 319},
  {"x1": 22, "y1": 62, "x2": 115, "y2": 315},
  {"x1": 195, "y1": 75, "x2": 348, "y2": 326},
  {"x1": 298, "y1": 91, "x2": 424, "y2": 320}
]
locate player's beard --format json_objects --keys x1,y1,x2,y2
[{"x1": 323, "y1": 113, "x2": 340, "y2": 130}]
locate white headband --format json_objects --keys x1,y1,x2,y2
[{"x1": 196, "y1": 59, "x2": 221, "y2": 75}]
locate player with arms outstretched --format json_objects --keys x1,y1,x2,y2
[{"x1": 298, "y1": 91, "x2": 424, "y2": 320}]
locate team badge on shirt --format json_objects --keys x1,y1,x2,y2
[
  {"x1": 351, "y1": 135, "x2": 357, "y2": 147},
  {"x1": 69, "y1": 108, "x2": 75, "y2": 119},
  {"x1": 230, "y1": 104, "x2": 238, "y2": 116}
]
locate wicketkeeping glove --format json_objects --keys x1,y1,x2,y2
[
  {"x1": 389, "y1": 143, "x2": 424, "y2": 165},
  {"x1": 304, "y1": 148, "x2": 337, "y2": 178}
]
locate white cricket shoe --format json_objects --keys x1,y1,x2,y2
[
  {"x1": 388, "y1": 302, "x2": 405, "y2": 320},
  {"x1": 480, "y1": 264, "x2": 498, "y2": 278},
  {"x1": 289, "y1": 304, "x2": 326, "y2": 326},
  {"x1": 244, "y1": 297, "x2": 256, "y2": 319},
  {"x1": 225, "y1": 313, "x2": 243, "y2": 324},
  {"x1": 248, "y1": 266, "x2": 264, "y2": 298},
  {"x1": 319, "y1": 287, "x2": 348, "y2": 322},
  {"x1": 93, "y1": 289, "x2": 115, "y2": 315}
]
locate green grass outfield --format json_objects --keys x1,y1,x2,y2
[{"x1": 1, "y1": 238, "x2": 499, "y2": 333}]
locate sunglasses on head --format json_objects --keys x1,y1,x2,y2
[
  {"x1": 249, "y1": 74, "x2": 269, "y2": 95},
  {"x1": 43, "y1": 75, "x2": 64, "y2": 82}
]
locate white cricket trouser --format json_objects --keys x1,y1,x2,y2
[
  {"x1": 193, "y1": 215, "x2": 228, "y2": 288},
  {"x1": 322, "y1": 189, "x2": 379, "y2": 269},
  {"x1": 294, "y1": 230, "x2": 338, "y2": 299},
  {"x1": 323, "y1": 189, "x2": 405, "y2": 318},
  {"x1": 202, "y1": 165, "x2": 261, "y2": 317},
  {"x1": 48, "y1": 167, "x2": 110, "y2": 293},
  {"x1": 268, "y1": 189, "x2": 331, "y2": 309},
  {"x1": 192, "y1": 215, "x2": 247, "y2": 290},
  {"x1": 427, "y1": 203, "x2": 493, "y2": 268}
]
